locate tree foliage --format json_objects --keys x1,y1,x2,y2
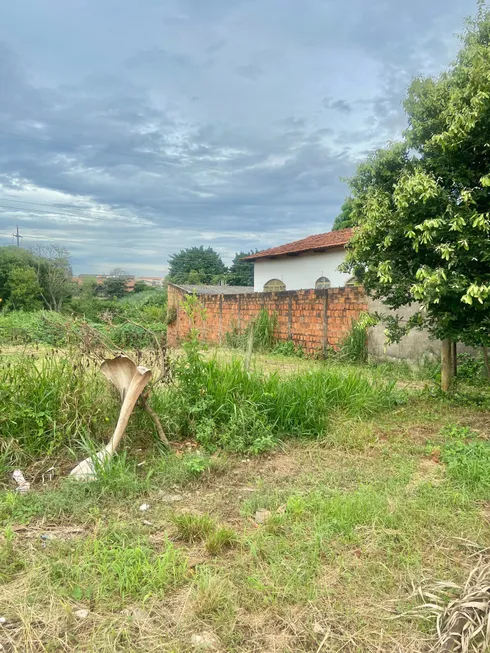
[
  {"x1": 168, "y1": 246, "x2": 227, "y2": 285},
  {"x1": 228, "y1": 251, "x2": 255, "y2": 286},
  {"x1": 133, "y1": 280, "x2": 149, "y2": 293},
  {"x1": 32, "y1": 245, "x2": 74, "y2": 311},
  {"x1": 100, "y1": 276, "x2": 129, "y2": 298},
  {"x1": 5, "y1": 267, "x2": 43, "y2": 311},
  {"x1": 0, "y1": 247, "x2": 38, "y2": 307},
  {"x1": 341, "y1": 4, "x2": 490, "y2": 349},
  {"x1": 332, "y1": 197, "x2": 357, "y2": 231},
  {"x1": 0, "y1": 245, "x2": 73, "y2": 312}
]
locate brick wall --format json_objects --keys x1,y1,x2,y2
[{"x1": 167, "y1": 284, "x2": 368, "y2": 354}]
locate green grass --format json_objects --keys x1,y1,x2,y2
[
  {"x1": 46, "y1": 530, "x2": 188, "y2": 606},
  {"x1": 206, "y1": 526, "x2": 238, "y2": 556},
  {"x1": 2, "y1": 343, "x2": 490, "y2": 651},
  {"x1": 1, "y1": 341, "x2": 402, "y2": 474},
  {"x1": 1, "y1": 395, "x2": 490, "y2": 651},
  {"x1": 155, "y1": 340, "x2": 401, "y2": 453},
  {"x1": 170, "y1": 513, "x2": 216, "y2": 542}
]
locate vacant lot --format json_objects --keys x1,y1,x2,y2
[{"x1": 1, "y1": 347, "x2": 490, "y2": 652}]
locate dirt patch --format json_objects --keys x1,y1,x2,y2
[
  {"x1": 407, "y1": 458, "x2": 444, "y2": 491},
  {"x1": 258, "y1": 452, "x2": 300, "y2": 480}
]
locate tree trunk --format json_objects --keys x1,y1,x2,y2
[
  {"x1": 441, "y1": 338, "x2": 453, "y2": 392},
  {"x1": 482, "y1": 346, "x2": 490, "y2": 379},
  {"x1": 452, "y1": 341, "x2": 457, "y2": 378}
]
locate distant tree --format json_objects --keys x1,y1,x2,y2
[
  {"x1": 168, "y1": 246, "x2": 226, "y2": 284},
  {"x1": 133, "y1": 280, "x2": 149, "y2": 293},
  {"x1": 80, "y1": 276, "x2": 98, "y2": 297},
  {"x1": 109, "y1": 267, "x2": 130, "y2": 278},
  {"x1": 228, "y1": 251, "x2": 255, "y2": 286},
  {"x1": 332, "y1": 197, "x2": 357, "y2": 231},
  {"x1": 101, "y1": 277, "x2": 128, "y2": 298},
  {"x1": 5, "y1": 266, "x2": 43, "y2": 311},
  {"x1": 0, "y1": 246, "x2": 39, "y2": 308},
  {"x1": 32, "y1": 245, "x2": 74, "y2": 311}
]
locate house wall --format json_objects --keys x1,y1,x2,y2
[
  {"x1": 253, "y1": 248, "x2": 351, "y2": 292},
  {"x1": 167, "y1": 283, "x2": 368, "y2": 354}
]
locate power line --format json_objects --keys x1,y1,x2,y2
[{"x1": 0, "y1": 232, "x2": 160, "y2": 253}]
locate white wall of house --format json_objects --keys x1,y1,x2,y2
[{"x1": 253, "y1": 248, "x2": 351, "y2": 292}]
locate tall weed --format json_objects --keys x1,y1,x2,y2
[
  {"x1": 155, "y1": 338, "x2": 399, "y2": 453},
  {"x1": 0, "y1": 352, "x2": 117, "y2": 461}
]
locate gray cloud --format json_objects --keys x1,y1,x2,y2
[{"x1": 0, "y1": 0, "x2": 474, "y2": 274}]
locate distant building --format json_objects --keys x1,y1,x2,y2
[
  {"x1": 73, "y1": 274, "x2": 165, "y2": 291},
  {"x1": 136, "y1": 276, "x2": 166, "y2": 288}
]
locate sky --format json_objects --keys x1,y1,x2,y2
[{"x1": 0, "y1": 0, "x2": 477, "y2": 276}]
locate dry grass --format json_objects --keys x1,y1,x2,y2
[{"x1": 412, "y1": 545, "x2": 490, "y2": 653}]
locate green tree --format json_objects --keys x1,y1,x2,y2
[
  {"x1": 340, "y1": 4, "x2": 490, "y2": 390},
  {"x1": 228, "y1": 251, "x2": 255, "y2": 286},
  {"x1": 332, "y1": 197, "x2": 357, "y2": 231},
  {"x1": 168, "y1": 246, "x2": 226, "y2": 284},
  {"x1": 133, "y1": 280, "x2": 149, "y2": 293},
  {"x1": 80, "y1": 276, "x2": 98, "y2": 297},
  {"x1": 5, "y1": 266, "x2": 43, "y2": 311},
  {"x1": 32, "y1": 245, "x2": 74, "y2": 311},
  {"x1": 0, "y1": 246, "x2": 39, "y2": 308},
  {"x1": 101, "y1": 277, "x2": 129, "y2": 298}
]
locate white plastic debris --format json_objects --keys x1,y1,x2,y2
[
  {"x1": 254, "y1": 508, "x2": 272, "y2": 524},
  {"x1": 13, "y1": 470, "x2": 30, "y2": 494},
  {"x1": 139, "y1": 503, "x2": 150, "y2": 512},
  {"x1": 191, "y1": 631, "x2": 219, "y2": 650},
  {"x1": 0, "y1": 616, "x2": 6, "y2": 625},
  {"x1": 74, "y1": 609, "x2": 90, "y2": 620}
]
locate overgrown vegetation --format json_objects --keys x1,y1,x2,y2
[
  {"x1": 226, "y1": 308, "x2": 278, "y2": 352},
  {"x1": 154, "y1": 334, "x2": 399, "y2": 454},
  {"x1": 0, "y1": 288, "x2": 167, "y2": 349}
]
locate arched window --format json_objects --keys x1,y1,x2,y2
[
  {"x1": 345, "y1": 277, "x2": 357, "y2": 287},
  {"x1": 263, "y1": 279, "x2": 286, "y2": 292},
  {"x1": 315, "y1": 276, "x2": 331, "y2": 289}
]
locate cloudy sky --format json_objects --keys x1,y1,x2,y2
[{"x1": 0, "y1": 0, "x2": 476, "y2": 275}]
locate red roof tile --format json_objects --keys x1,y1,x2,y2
[{"x1": 243, "y1": 228, "x2": 353, "y2": 261}]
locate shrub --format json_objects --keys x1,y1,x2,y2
[
  {"x1": 0, "y1": 352, "x2": 118, "y2": 461},
  {"x1": 456, "y1": 352, "x2": 487, "y2": 384},
  {"x1": 338, "y1": 318, "x2": 369, "y2": 363},
  {"x1": 0, "y1": 310, "x2": 71, "y2": 346}
]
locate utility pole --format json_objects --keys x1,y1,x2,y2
[{"x1": 12, "y1": 225, "x2": 22, "y2": 247}]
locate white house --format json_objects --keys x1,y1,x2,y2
[{"x1": 244, "y1": 228, "x2": 354, "y2": 292}]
